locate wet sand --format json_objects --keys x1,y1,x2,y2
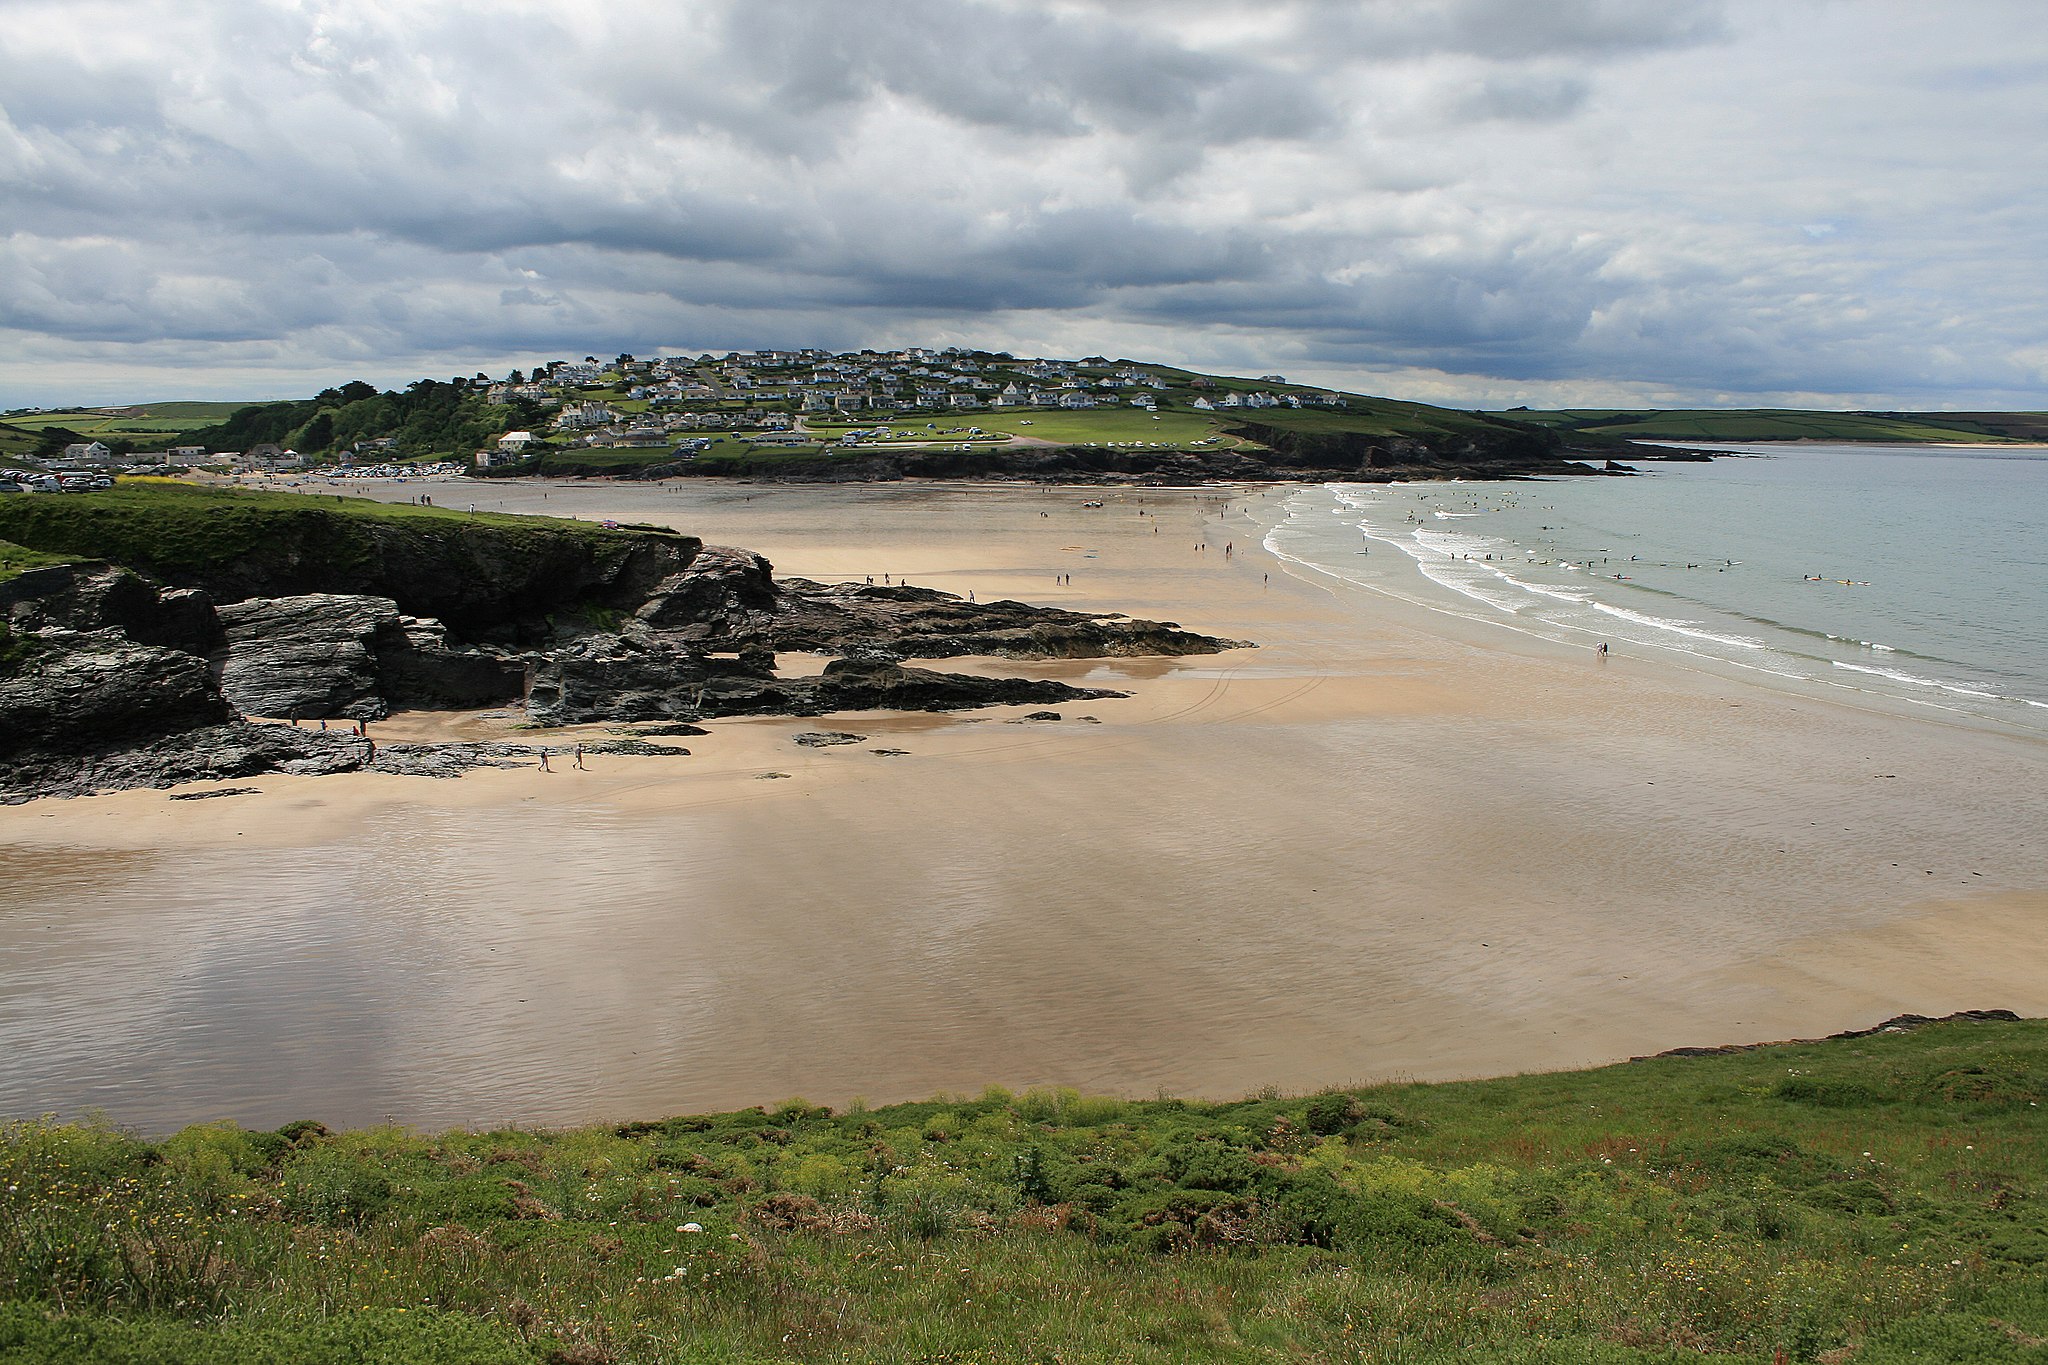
[{"x1": 2, "y1": 479, "x2": 2044, "y2": 1133}]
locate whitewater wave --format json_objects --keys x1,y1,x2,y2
[
  {"x1": 1590, "y1": 602, "x2": 1766, "y2": 649},
  {"x1": 1831, "y1": 661, "x2": 2000, "y2": 701}
]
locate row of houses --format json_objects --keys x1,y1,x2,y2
[{"x1": 1189, "y1": 391, "x2": 1340, "y2": 411}]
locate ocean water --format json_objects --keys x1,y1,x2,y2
[{"x1": 1264, "y1": 444, "x2": 2048, "y2": 736}]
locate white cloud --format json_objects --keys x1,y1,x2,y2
[{"x1": 1, "y1": 0, "x2": 2044, "y2": 409}]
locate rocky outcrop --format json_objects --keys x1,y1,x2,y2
[
  {"x1": 764, "y1": 580, "x2": 1247, "y2": 659},
  {"x1": 0, "y1": 630, "x2": 235, "y2": 770},
  {"x1": 2, "y1": 562, "x2": 222, "y2": 657},
  {"x1": 525, "y1": 632, "x2": 1123, "y2": 725},
  {"x1": 631, "y1": 545, "x2": 779, "y2": 636},
  {"x1": 0, "y1": 722, "x2": 575, "y2": 804},
  {"x1": 1221, "y1": 420, "x2": 1598, "y2": 481},
  {"x1": 215, "y1": 594, "x2": 402, "y2": 720},
  {"x1": 0, "y1": 500, "x2": 1247, "y2": 800},
  {"x1": 805, "y1": 657, "x2": 1121, "y2": 712},
  {"x1": 214, "y1": 593, "x2": 528, "y2": 720},
  {"x1": 524, "y1": 632, "x2": 758, "y2": 725}
]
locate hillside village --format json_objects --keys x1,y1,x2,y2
[
  {"x1": 4, "y1": 346, "x2": 1359, "y2": 480},
  {"x1": 475, "y1": 346, "x2": 1348, "y2": 471}
]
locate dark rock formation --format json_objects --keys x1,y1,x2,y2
[
  {"x1": 2, "y1": 562, "x2": 222, "y2": 657},
  {"x1": 213, "y1": 593, "x2": 527, "y2": 720},
  {"x1": 3, "y1": 719, "x2": 351, "y2": 803},
  {"x1": 0, "y1": 630, "x2": 235, "y2": 772},
  {"x1": 1221, "y1": 420, "x2": 1584, "y2": 481},
  {"x1": 631, "y1": 545, "x2": 779, "y2": 636},
  {"x1": 526, "y1": 632, "x2": 1124, "y2": 725},
  {"x1": 792, "y1": 731, "x2": 866, "y2": 747},
  {"x1": 0, "y1": 504, "x2": 1241, "y2": 800},
  {"x1": 804, "y1": 657, "x2": 1121, "y2": 713},
  {"x1": 0, "y1": 722, "x2": 579, "y2": 804},
  {"x1": 215, "y1": 594, "x2": 402, "y2": 720},
  {"x1": 524, "y1": 631, "x2": 760, "y2": 725},
  {"x1": 763, "y1": 580, "x2": 1247, "y2": 660},
  {"x1": 586, "y1": 739, "x2": 690, "y2": 757},
  {"x1": 376, "y1": 614, "x2": 532, "y2": 710}
]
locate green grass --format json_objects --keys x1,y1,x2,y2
[
  {"x1": 0, "y1": 481, "x2": 701, "y2": 638},
  {"x1": 0, "y1": 480, "x2": 623, "y2": 573},
  {"x1": 0, "y1": 536, "x2": 76, "y2": 586},
  {"x1": 0, "y1": 404, "x2": 255, "y2": 441},
  {"x1": 2, "y1": 1017, "x2": 2043, "y2": 1363},
  {"x1": 1496, "y1": 409, "x2": 2043, "y2": 445}
]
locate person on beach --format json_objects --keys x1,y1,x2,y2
[
  {"x1": 574, "y1": 744, "x2": 587, "y2": 770},
  {"x1": 538, "y1": 749, "x2": 552, "y2": 772},
  {"x1": 1596, "y1": 642, "x2": 1608, "y2": 657}
]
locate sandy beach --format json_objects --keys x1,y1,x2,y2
[{"x1": 3, "y1": 478, "x2": 2045, "y2": 1133}]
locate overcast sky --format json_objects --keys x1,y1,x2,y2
[{"x1": 3, "y1": 0, "x2": 2045, "y2": 410}]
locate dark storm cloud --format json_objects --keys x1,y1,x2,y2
[{"x1": 1, "y1": 0, "x2": 2045, "y2": 408}]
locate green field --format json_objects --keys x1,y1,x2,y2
[
  {"x1": 1229, "y1": 402, "x2": 1512, "y2": 441},
  {"x1": 1, "y1": 403, "x2": 255, "y2": 441},
  {"x1": 1, "y1": 1016, "x2": 2043, "y2": 1363},
  {"x1": 1497, "y1": 409, "x2": 2043, "y2": 445}
]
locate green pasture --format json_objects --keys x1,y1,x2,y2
[
  {"x1": 807, "y1": 407, "x2": 1230, "y2": 447},
  {"x1": 2, "y1": 403, "x2": 254, "y2": 440},
  {"x1": 0, "y1": 1016, "x2": 2044, "y2": 1363},
  {"x1": 1500, "y1": 409, "x2": 2032, "y2": 444},
  {"x1": 1227, "y1": 401, "x2": 1507, "y2": 441}
]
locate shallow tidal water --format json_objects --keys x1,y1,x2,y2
[{"x1": 1267, "y1": 444, "x2": 2048, "y2": 735}]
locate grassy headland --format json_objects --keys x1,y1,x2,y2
[
  {"x1": 1495, "y1": 409, "x2": 2048, "y2": 446},
  {"x1": 2, "y1": 1017, "x2": 2043, "y2": 1363},
  {"x1": 0, "y1": 481, "x2": 698, "y2": 638}
]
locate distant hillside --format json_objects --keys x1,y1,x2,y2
[
  {"x1": 15, "y1": 355, "x2": 2048, "y2": 478},
  {"x1": 1496, "y1": 407, "x2": 2048, "y2": 445}
]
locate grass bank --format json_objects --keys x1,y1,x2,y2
[
  {"x1": 0, "y1": 480, "x2": 699, "y2": 639},
  {"x1": 2, "y1": 1017, "x2": 2043, "y2": 1363}
]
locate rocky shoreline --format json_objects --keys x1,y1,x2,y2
[{"x1": 1, "y1": 520, "x2": 1246, "y2": 803}]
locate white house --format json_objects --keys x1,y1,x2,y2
[
  {"x1": 553, "y1": 402, "x2": 618, "y2": 430},
  {"x1": 60, "y1": 441, "x2": 114, "y2": 466}
]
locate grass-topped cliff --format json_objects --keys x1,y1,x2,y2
[
  {"x1": 1495, "y1": 408, "x2": 2048, "y2": 446},
  {"x1": 0, "y1": 482, "x2": 702, "y2": 640},
  {"x1": 2, "y1": 1015, "x2": 2042, "y2": 1364}
]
